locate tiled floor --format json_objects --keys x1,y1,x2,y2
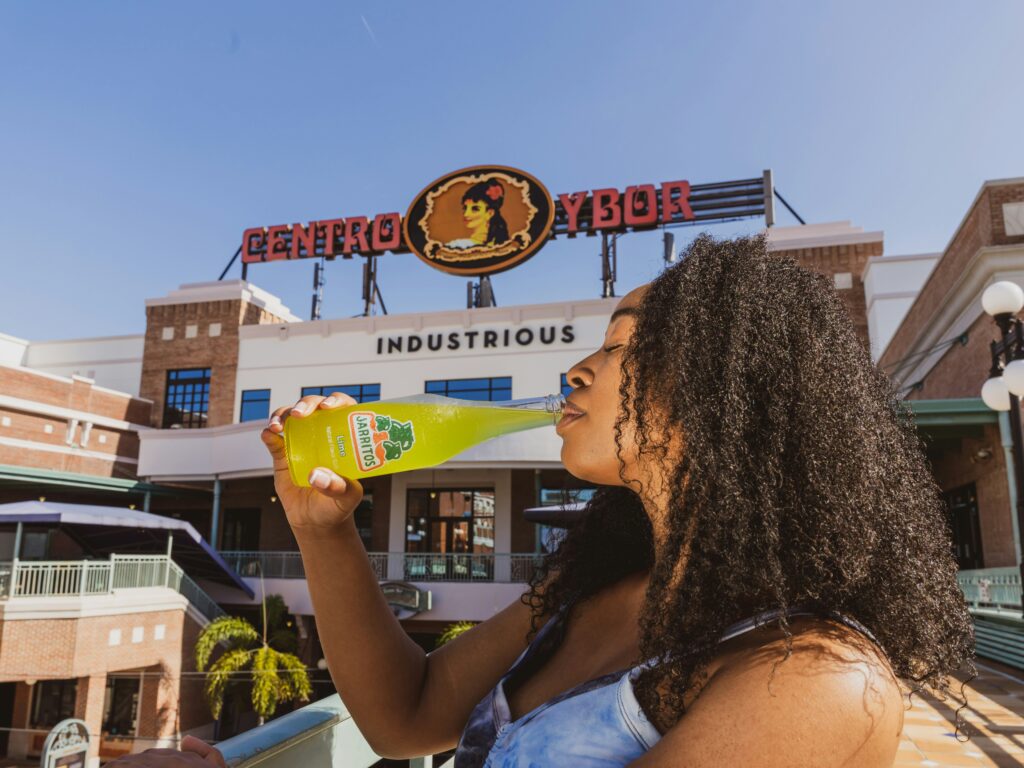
[{"x1": 895, "y1": 659, "x2": 1024, "y2": 766}]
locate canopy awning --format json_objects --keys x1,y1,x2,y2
[
  {"x1": 0, "y1": 500, "x2": 253, "y2": 597},
  {"x1": 523, "y1": 501, "x2": 586, "y2": 528}
]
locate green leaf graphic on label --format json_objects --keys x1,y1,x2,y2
[{"x1": 349, "y1": 411, "x2": 416, "y2": 472}]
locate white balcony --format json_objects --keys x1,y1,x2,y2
[
  {"x1": 215, "y1": 693, "x2": 451, "y2": 768},
  {"x1": 0, "y1": 554, "x2": 225, "y2": 624},
  {"x1": 208, "y1": 551, "x2": 542, "y2": 622}
]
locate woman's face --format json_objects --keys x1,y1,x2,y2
[
  {"x1": 463, "y1": 199, "x2": 493, "y2": 231},
  {"x1": 557, "y1": 284, "x2": 649, "y2": 487}
]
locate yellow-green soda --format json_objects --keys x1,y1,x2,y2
[{"x1": 283, "y1": 393, "x2": 565, "y2": 487}]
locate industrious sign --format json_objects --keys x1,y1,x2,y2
[{"x1": 242, "y1": 165, "x2": 771, "y2": 276}]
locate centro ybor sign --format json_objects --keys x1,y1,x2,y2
[{"x1": 241, "y1": 165, "x2": 772, "y2": 277}]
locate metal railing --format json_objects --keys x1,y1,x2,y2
[
  {"x1": 215, "y1": 692, "x2": 451, "y2": 768},
  {"x1": 957, "y1": 567, "x2": 1022, "y2": 613},
  {"x1": 220, "y1": 551, "x2": 546, "y2": 584},
  {"x1": 0, "y1": 555, "x2": 225, "y2": 623},
  {"x1": 957, "y1": 567, "x2": 1024, "y2": 670}
]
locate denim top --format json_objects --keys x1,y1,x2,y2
[{"x1": 453, "y1": 597, "x2": 882, "y2": 767}]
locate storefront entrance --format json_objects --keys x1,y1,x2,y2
[{"x1": 405, "y1": 488, "x2": 494, "y2": 580}]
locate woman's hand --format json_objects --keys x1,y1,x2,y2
[
  {"x1": 262, "y1": 392, "x2": 365, "y2": 532},
  {"x1": 104, "y1": 735, "x2": 226, "y2": 766}
]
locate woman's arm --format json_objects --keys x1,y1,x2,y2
[
  {"x1": 265, "y1": 393, "x2": 550, "y2": 759},
  {"x1": 295, "y1": 518, "x2": 547, "y2": 758}
]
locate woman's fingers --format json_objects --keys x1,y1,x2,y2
[
  {"x1": 261, "y1": 393, "x2": 358, "y2": 463},
  {"x1": 308, "y1": 466, "x2": 364, "y2": 512},
  {"x1": 180, "y1": 735, "x2": 228, "y2": 767},
  {"x1": 317, "y1": 392, "x2": 358, "y2": 409}
]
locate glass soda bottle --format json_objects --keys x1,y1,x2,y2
[{"x1": 282, "y1": 393, "x2": 566, "y2": 487}]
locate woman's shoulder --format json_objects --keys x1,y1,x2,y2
[{"x1": 635, "y1": 615, "x2": 904, "y2": 766}]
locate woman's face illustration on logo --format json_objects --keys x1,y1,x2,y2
[
  {"x1": 403, "y1": 166, "x2": 554, "y2": 275},
  {"x1": 462, "y1": 198, "x2": 493, "y2": 244}
]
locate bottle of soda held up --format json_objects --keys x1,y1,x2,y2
[{"x1": 283, "y1": 393, "x2": 566, "y2": 487}]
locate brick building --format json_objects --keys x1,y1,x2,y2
[
  {"x1": 880, "y1": 177, "x2": 1024, "y2": 571},
  {"x1": 4, "y1": 182, "x2": 1023, "y2": 762}
]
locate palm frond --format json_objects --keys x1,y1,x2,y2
[
  {"x1": 204, "y1": 647, "x2": 253, "y2": 720},
  {"x1": 251, "y1": 645, "x2": 280, "y2": 720},
  {"x1": 195, "y1": 616, "x2": 258, "y2": 671},
  {"x1": 276, "y1": 650, "x2": 313, "y2": 703}
]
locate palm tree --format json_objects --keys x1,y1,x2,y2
[{"x1": 195, "y1": 582, "x2": 311, "y2": 726}]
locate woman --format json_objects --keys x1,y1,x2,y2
[
  {"x1": 117, "y1": 234, "x2": 974, "y2": 766},
  {"x1": 444, "y1": 179, "x2": 510, "y2": 249}
]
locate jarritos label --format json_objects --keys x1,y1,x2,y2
[
  {"x1": 349, "y1": 411, "x2": 416, "y2": 472},
  {"x1": 403, "y1": 165, "x2": 555, "y2": 276}
]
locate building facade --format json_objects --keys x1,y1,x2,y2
[{"x1": 4, "y1": 182, "x2": 1024, "y2": 762}]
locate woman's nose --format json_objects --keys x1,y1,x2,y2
[{"x1": 565, "y1": 359, "x2": 593, "y2": 390}]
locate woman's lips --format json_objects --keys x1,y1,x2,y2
[{"x1": 556, "y1": 404, "x2": 586, "y2": 433}]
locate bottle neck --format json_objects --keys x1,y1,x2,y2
[{"x1": 492, "y1": 393, "x2": 566, "y2": 414}]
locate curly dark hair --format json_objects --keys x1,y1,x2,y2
[{"x1": 522, "y1": 232, "x2": 976, "y2": 736}]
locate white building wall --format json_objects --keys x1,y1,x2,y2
[
  {"x1": 18, "y1": 334, "x2": 145, "y2": 396},
  {"x1": 233, "y1": 298, "x2": 615, "y2": 412},
  {"x1": 862, "y1": 253, "x2": 940, "y2": 361},
  {"x1": 0, "y1": 332, "x2": 29, "y2": 368}
]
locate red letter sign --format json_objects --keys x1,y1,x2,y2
[
  {"x1": 592, "y1": 188, "x2": 622, "y2": 230},
  {"x1": 371, "y1": 212, "x2": 402, "y2": 251},
  {"x1": 265, "y1": 225, "x2": 289, "y2": 261},
  {"x1": 242, "y1": 228, "x2": 265, "y2": 263},
  {"x1": 558, "y1": 192, "x2": 589, "y2": 234},
  {"x1": 661, "y1": 181, "x2": 694, "y2": 223},
  {"x1": 343, "y1": 216, "x2": 370, "y2": 256},
  {"x1": 319, "y1": 219, "x2": 345, "y2": 257},
  {"x1": 623, "y1": 185, "x2": 658, "y2": 227},
  {"x1": 291, "y1": 221, "x2": 318, "y2": 259}
]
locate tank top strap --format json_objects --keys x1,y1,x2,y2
[
  {"x1": 502, "y1": 592, "x2": 579, "y2": 687},
  {"x1": 633, "y1": 603, "x2": 884, "y2": 672}
]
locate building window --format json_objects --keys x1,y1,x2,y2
[
  {"x1": 406, "y1": 488, "x2": 495, "y2": 580},
  {"x1": 30, "y1": 679, "x2": 77, "y2": 728},
  {"x1": 221, "y1": 508, "x2": 262, "y2": 551},
  {"x1": 164, "y1": 368, "x2": 211, "y2": 429},
  {"x1": 942, "y1": 483, "x2": 984, "y2": 570},
  {"x1": 301, "y1": 384, "x2": 381, "y2": 403},
  {"x1": 103, "y1": 676, "x2": 140, "y2": 736},
  {"x1": 425, "y1": 377, "x2": 511, "y2": 402},
  {"x1": 240, "y1": 389, "x2": 271, "y2": 422},
  {"x1": 559, "y1": 373, "x2": 573, "y2": 397}
]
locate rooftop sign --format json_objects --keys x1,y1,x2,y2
[{"x1": 241, "y1": 166, "x2": 771, "y2": 277}]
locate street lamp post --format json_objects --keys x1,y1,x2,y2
[{"x1": 980, "y1": 280, "x2": 1024, "y2": 618}]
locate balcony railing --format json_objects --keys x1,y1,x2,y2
[
  {"x1": 220, "y1": 551, "x2": 545, "y2": 584},
  {"x1": 215, "y1": 692, "x2": 452, "y2": 768},
  {"x1": 0, "y1": 555, "x2": 225, "y2": 623},
  {"x1": 957, "y1": 566, "x2": 1022, "y2": 614}
]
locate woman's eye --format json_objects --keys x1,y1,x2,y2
[{"x1": 603, "y1": 344, "x2": 623, "y2": 353}]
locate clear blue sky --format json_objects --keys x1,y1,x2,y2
[{"x1": 2, "y1": 1, "x2": 1022, "y2": 341}]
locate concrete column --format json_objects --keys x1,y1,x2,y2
[
  {"x1": 74, "y1": 673, "x2": 107, "y2": 768},
  {"x1": 493, "y1": 470, "x2": 512, "y2": 582},
  {"x1": 211, "y1": 477, "x2": 222, "y2": 549},
  {"x1": 999, "y1": 411, "x2": 1023, "y2": 565},
  {"x1": 388, "y1": 473, "x2": 408, "y2": 580}
]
